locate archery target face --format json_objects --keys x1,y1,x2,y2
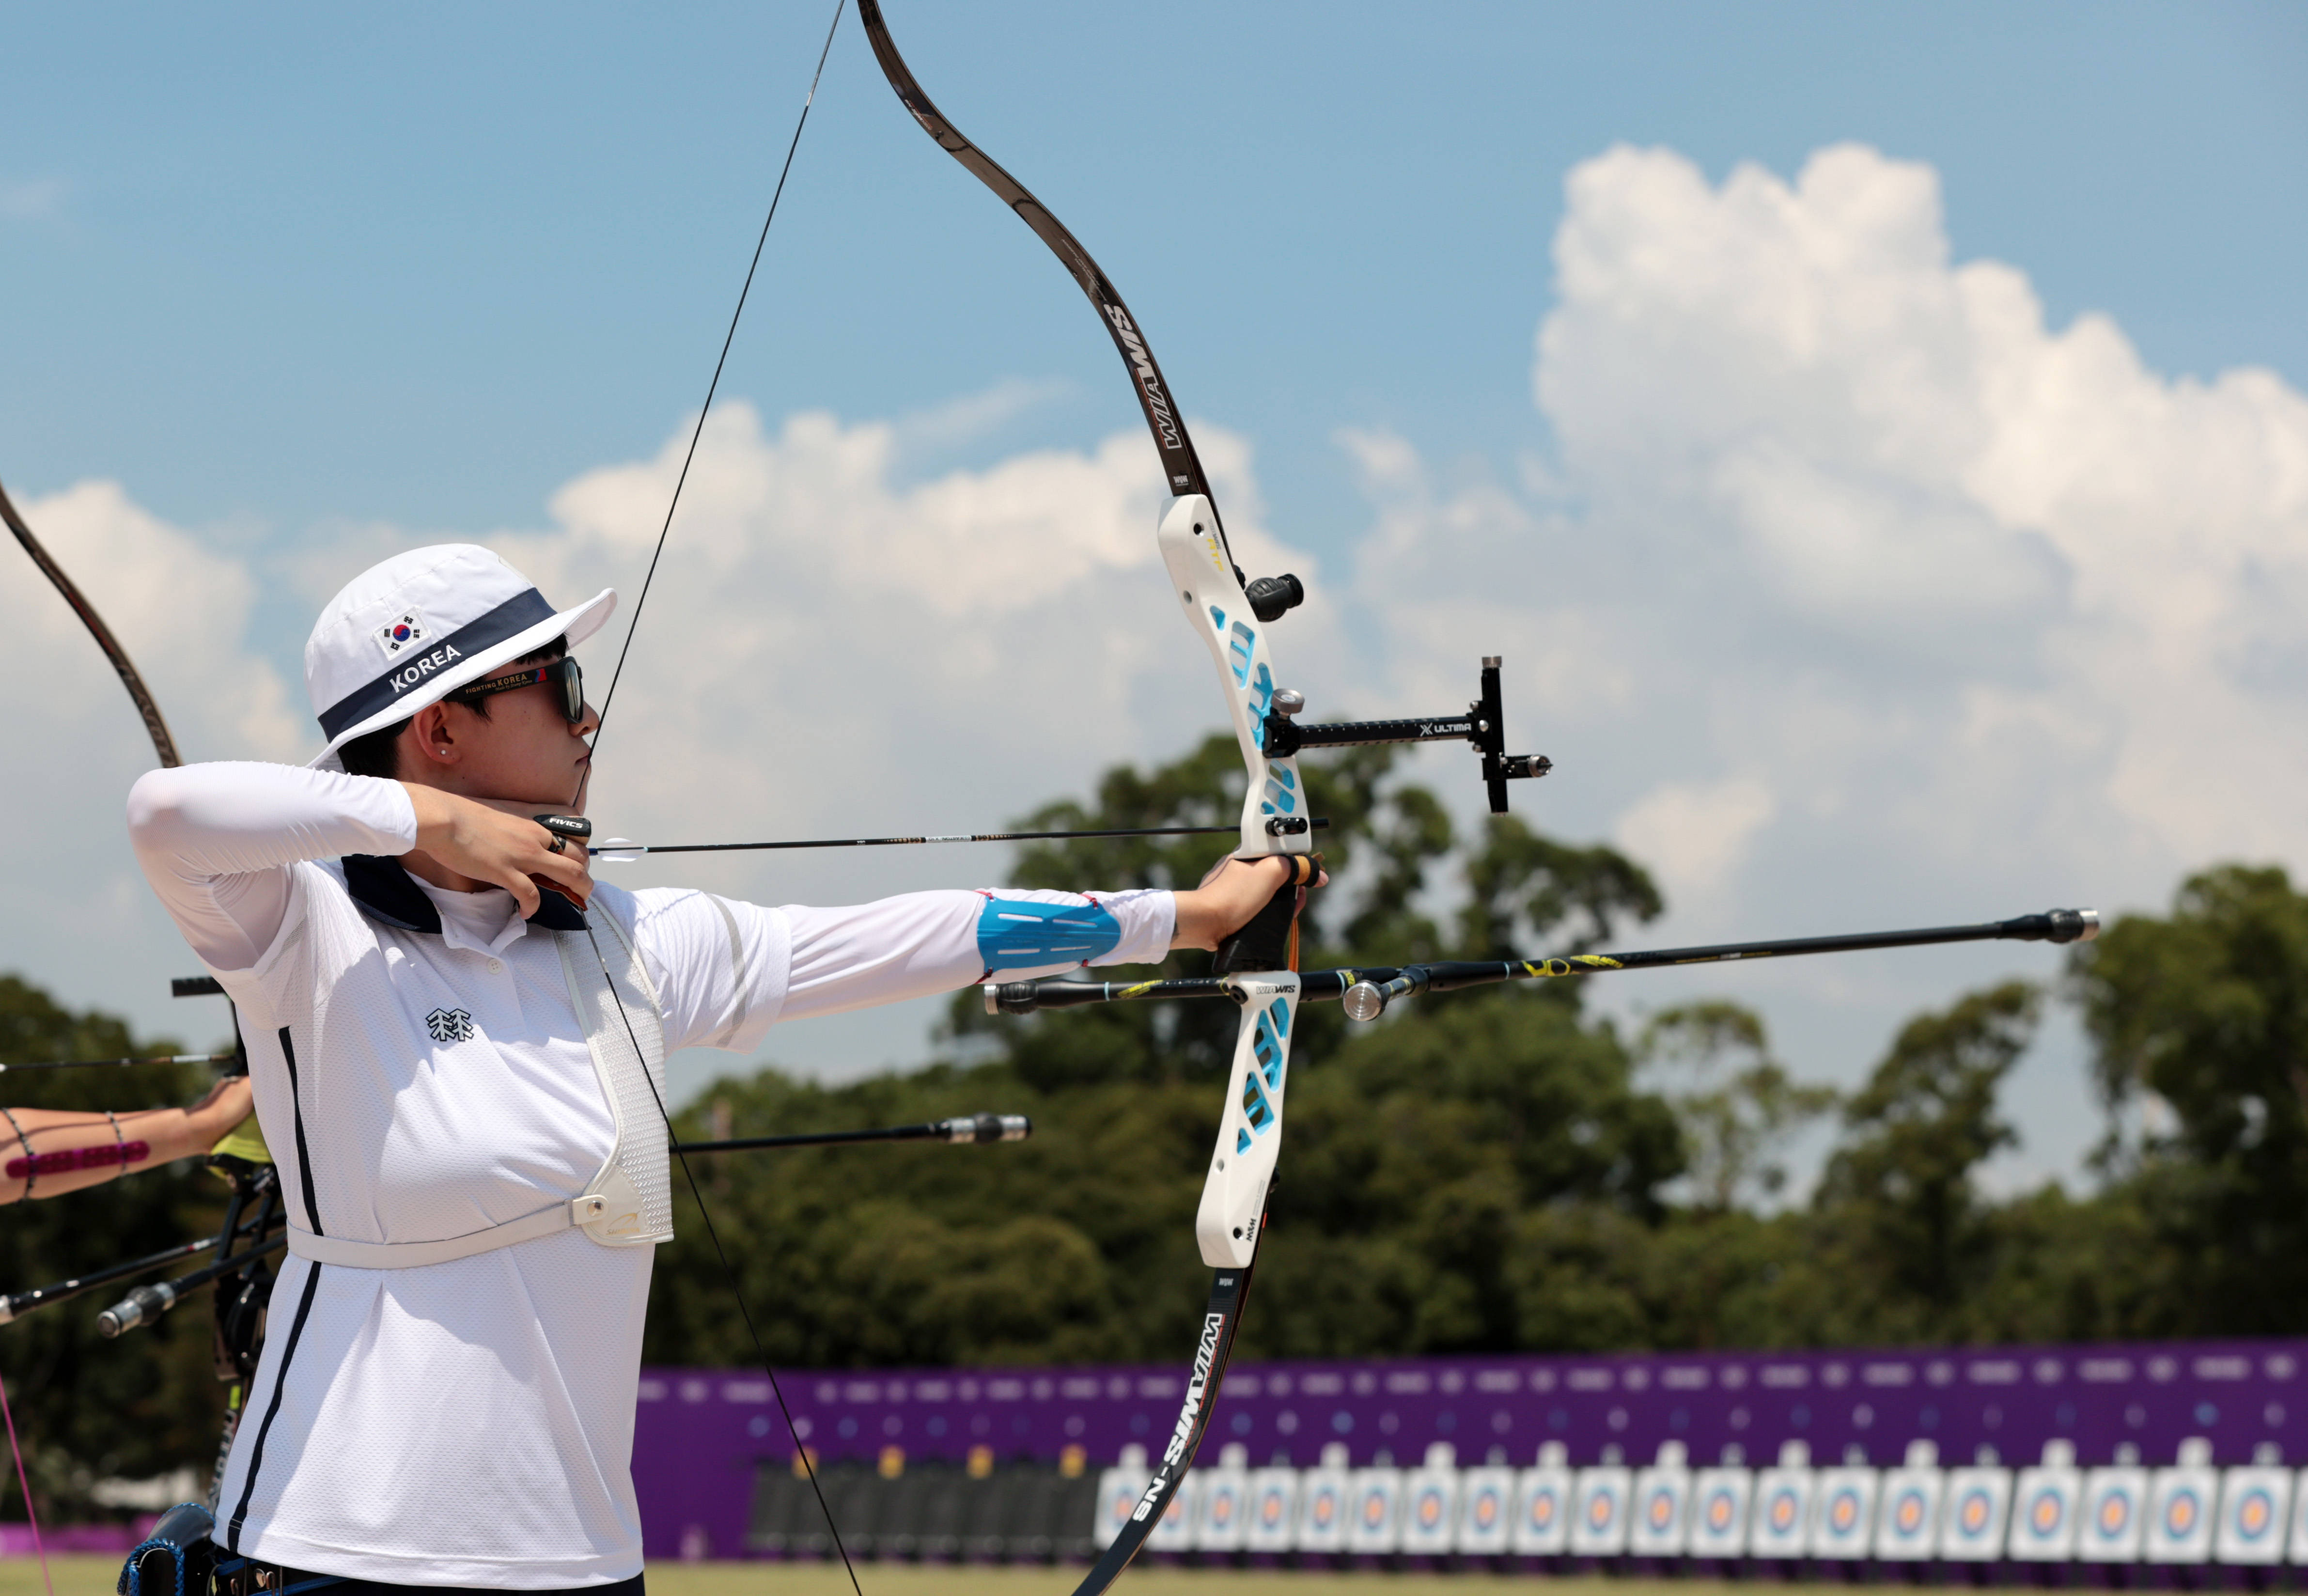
[
  {"x1": 1827, "y1": 1489, "x2": 1861, "y2": 1534},
  {"x1": 1310, "y1": 1487, "x2": 1340, "y2": 1528},
  {"x1": 1768, "y1": 1489, "x2": 1800, "y2": 1532},
  {"x1": 1706, "y1": 1489, "x2": 1738, "y2": 1531},
  {"x1": 1892, "y1": 1489, "x2": 1928, "y2": 1536},
  {"x1": 2235, "y1": 1488, "x2": 2277, "y2": 1542},
  {"x1": 1957, "y1": 1489, "x2": 1993, "y2": 1536},
  {"x1": 2165, "y1": 1489, "x2": 2200, "y2": 1537},
  {"x1": 2097, "y1": 1489, "x2": 2134, "y2": 1537},
  {"x1": 1529, "y1": 1489, "x2": 1559, "y2": 1530},
  {"x1": 2028, "y1": 1489, "x2": 2065, "y2": 1536},
  {"x1": 1647, "y1": 1489, "x2": 1676, "y2": 1529},
  {"x1": 1589, "y1": 1488, "x2": 1620, "y2": 1529},
  {"x1": 1471, "y1": 1487, "x2": 1502, "y2": 1529}
]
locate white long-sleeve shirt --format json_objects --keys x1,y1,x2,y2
[{"x1": 127, "y1": 762, "x2": 1172, "y2": 1589}]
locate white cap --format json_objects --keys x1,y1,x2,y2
[{"x1": 304, "y1": 545, "x2": 615, "y2": 771}]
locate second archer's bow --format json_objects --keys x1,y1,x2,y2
[{"x1": 3, "y1": 470, "x2": 280, "y2": 1511}]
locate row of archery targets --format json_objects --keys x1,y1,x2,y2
[{"x1": 1098, "y1": 1435, "x2": 2302, "y2": 1570}]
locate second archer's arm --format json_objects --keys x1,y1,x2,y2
[{"x1": 0, "y1": 1077, "x2": 253, "y2": 1205}]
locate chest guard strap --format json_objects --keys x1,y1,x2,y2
[{"x1": 285, "y1": 906, "x2": 673, "y2": 1269}]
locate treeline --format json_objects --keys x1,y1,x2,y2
[
  {"x1": 4, "y1": 738, "x2": 2305, "y2": 1518},
  {"x1": 647, "y1": 739, "x2": 2308, "y2": 1366}
]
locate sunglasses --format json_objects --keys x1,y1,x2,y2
[{"x1": 448, "y1": 657, "x2": 587, "y2": 724}]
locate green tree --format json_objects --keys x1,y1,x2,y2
[
  {"x1": 652, "y1": 759, "x2": 2308, "y2": 1365},
  {"x1": 1639, "y1": 1001, "x2": 1838, "y2": 1214},
  {"x1": 1808, "y1": 981, "x2": 2040, "y2": 1333},
  {"x1": 2070, "y1": 864, "x2": 2308, "y2": 1331}
]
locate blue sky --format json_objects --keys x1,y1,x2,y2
[
  {"x1": 11, "y1": 3, "x2": 2303, "y2": 536},
  {"x1": 5, "y1": 2, "x2": 2305, "y2": 1193}
]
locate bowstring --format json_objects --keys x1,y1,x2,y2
[
  {"x1": 562, "y1": 4, "x2": 861, "y2": 1589},
  {"x1": 582, "y1": 924, "x2": 865, "y2": 1596},
  {"x1": 581, "y1": 0, "x2": 847, "y2": 790}
]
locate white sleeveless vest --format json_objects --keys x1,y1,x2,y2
[{"x1": 285, "y1": 911, "x2": 674, "y2": 1269}]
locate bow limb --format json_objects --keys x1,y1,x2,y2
[
  {"x1": 857, "y1": 10, "x2": 1317, "y2": 1592},
  {"x1": 856, "y1": 2, "x2": 1220, "y2": 517},
  {"x1": 1, "y1": 473, "x2": 182, "y2": 770}
]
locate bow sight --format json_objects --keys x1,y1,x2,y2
[{"x1": 1259, "y1": 655, "x2": 1552, "y2": 814}]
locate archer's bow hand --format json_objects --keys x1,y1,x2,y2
[{"x1": 1170, "y1": 854, "x2": 1327, "y2": 952}]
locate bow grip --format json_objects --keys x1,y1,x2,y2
[{"x1": 1210, "y1": 855, "x2": 1321, "y2": 976}]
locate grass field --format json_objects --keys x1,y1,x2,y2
[{"x1": 0, "y1": 1561, "x2": 2054, "y2": 1596}]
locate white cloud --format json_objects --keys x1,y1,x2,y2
[
  {"x1": 1614, "y1": 777, "x2": 1777, "y2": 903},
  {"x1": 0, "y1": 481, "x2": 304, "y2": 1043},
  {"x1": 1520, "y1": 141, "x2": 2308, "y2": 897},
  {"x1": 4, "y1": 479, "x2": 305, "y2": 765},
  {"x1": 491, "y1": 402, "x2": 1333, "y2": 864},
  {"x1": 1335, "y1": 141, "x2": 2308, "y2": 1185}
]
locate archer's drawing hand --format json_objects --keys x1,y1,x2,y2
[
  {"x1": 403, "y1": 785, "x2": 593, "y2": 917},
  {"x1": 1170, "y1": 854, "x2": 1328, "y2": 952}
]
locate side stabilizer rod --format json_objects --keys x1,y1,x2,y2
[{"x1": 1262, "y1": 657, "x2": 1548, "y2": 814}]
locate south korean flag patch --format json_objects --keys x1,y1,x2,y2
[{"x1": 376, "y1": 611, "x2": 428, "y2": 657}]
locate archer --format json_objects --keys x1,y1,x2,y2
[{"x1": 123, "y1": 543, "x2": 1313, "y2": 1594}]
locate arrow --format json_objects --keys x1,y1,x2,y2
[
  {"x1": 0, "y1": 1052, "x2": 237, "y2": 1076},
  {"x1": 591, "y1": 820, "x2": 1327, "y2": 861}
]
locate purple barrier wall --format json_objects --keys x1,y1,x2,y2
[{"x1": 634, "y1": 1339, "x2": 2308, "y2": 1563}]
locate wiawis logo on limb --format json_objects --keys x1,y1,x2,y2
[
  {"x1": 1131, "y1": 1310, "x2": 1227, "y2": 1520},
  {"x1": 1104, "y1": 305, "x2": 1184, "y2": 456}
]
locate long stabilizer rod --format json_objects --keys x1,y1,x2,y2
[
  {"x1": 0, "y1": 1213, "x2": 276, "y2": 1327},
  {"x1": 95, "y1": 1230, "x2": 286, "y2": 1338},
  {"x1": 676, "y1": 1113, "x2": 1030, "y2": 1154},
  {"x1": 984, "y1": 908, "x2": 2100, "y2": 1018}
]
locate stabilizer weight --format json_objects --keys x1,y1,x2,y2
[{"x1": 1210, "y1": 855, "x2": 1321, "y2": 977}]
